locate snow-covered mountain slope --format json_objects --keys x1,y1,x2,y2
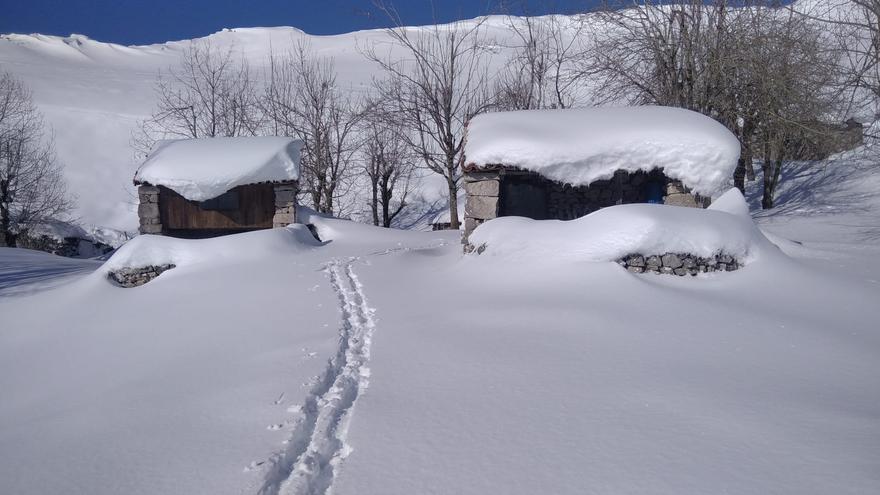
[
  {"x1": 0, "y1": 19, "x2": 532, "y2": 232},
  {"x1": 2, "y1": 142, "x2": 879, "y2": 493}
]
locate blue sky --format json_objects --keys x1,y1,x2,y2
[{"x1": 0, "y1": 0, "x2": 593, "y2": 45}]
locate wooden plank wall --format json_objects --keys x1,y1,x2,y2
[{"x1": 159, "y1": 184, "x2": 274, "y2": 231}]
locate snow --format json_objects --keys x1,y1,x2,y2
[
  {"x1": 101, "y1": 224, "x2": 319, "y2": 273},
  {"x1": 469, "y1": 187, "x2": 772, "y2": 263},
  {"x1": 134, "y1": 137, "x2": 302, "y2": 201},
  {"x1": 0, "y1": 247, "x2": 101, "y2": 297},
  {"x1": 2, "y1": 11, "x2": 880, "y2": 495},
  {"x1": 2, "y1": 161, "x2": 880, "y2": 493},
  {"x1": 465, "y1": 106, "x2": 741, "y2": 195}
]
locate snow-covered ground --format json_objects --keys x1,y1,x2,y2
[{"x1": 2, "y1": 141, "x2": 879, "y2": 494}]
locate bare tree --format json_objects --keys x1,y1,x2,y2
[
  {"x1": 744, "y1": 7, "x2": 840, "y2": 208},
  {"x1": 262, "y1": 43, "x2": 362, "y2": 215},
  {"x1": 495, "y1": 13, "x2": 584, "y2": 110},
  {"x1": 134, "y1": 41, "x2": 260, "y2": 156},
  {"x1": 365, "y1": 3, "x2": 493, "y2": 229},
  {"x1": 581, "y1": 0, "x2": 839, "y2": 208},
  {"x1": 361, "y1": 99, "x2": 417, "y2": 227},
  {"x1": 791, "y1": 0, "x2": 880, "y2": 130},
  {"x1": 0, "y1": 72, "x2": 73, "y2": 246}
]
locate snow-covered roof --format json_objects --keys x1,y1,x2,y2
[
  {"x1": 134, "y1": 137, "x2": 302, "y2": 201},
  {"x1": 464, "y1": 106, "x2": 740, "y2": 195}
]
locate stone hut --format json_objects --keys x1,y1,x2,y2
[
  {"x1": 134, "y1": 137, "x2": 302, "y2": 238},
  {"x1": 461, "y1": 106, "x2": 741, "y2": 249}
]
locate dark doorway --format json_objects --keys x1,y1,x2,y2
[{"x1": 499, "y1": 174, "x2": 550, "y2": 219}]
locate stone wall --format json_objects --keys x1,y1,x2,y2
[
  {"x1": 16, "y1": 234, "x2": 113, "y2": 258},
  {"x1": 272, "y1": 183, "x2": 298, "y2": 228},
  {"x1": 138, "y1": 185, "x2": 162, "y2": 235},
  {"x1": 543, "y1": 169, "x2": 661, "y2": 219},
  {"x1": 617, "y1": 252, "x2": 740, "y2": 276},
  {"x1": 463, "y1": 171, "x2": 501, "y2": 251},
  {"x1": 108, "y1": 264, "x2": 176, "y2": 288},
  {"x1": 664, "y1": 181, "x2": 711, "y2": 208},
  {"x1": 462, "y1": 167, "x2": 708, "y2": 250}
]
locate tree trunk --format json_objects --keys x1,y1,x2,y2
[
  {"x1": 447, "y1": 177, "x2": 460, "y2": 229},
  {"x1": 734, "y1": 158, "x2": 746, "y2": 193},
  {"x1": 761, "y1": 161, "x2": 774, "y2": 209},
  {"x1": 762, "y1": 153, "x2": 782, "y2": 210},
  {"x1": 745, "y1": 157, "x2": 756, "y2": 182},
  {"x1": 370, "y1": 176, "x2": 380, "y2": 226},
  {"x1": 380, "y1": 175, "x2": 392, "y2": 228},
  {"x1": 742, "y1": 119, "x2": 756, "y2": 182},
  {"x1": 0, "y1": 179, "x2": 13, "y2": 247}
]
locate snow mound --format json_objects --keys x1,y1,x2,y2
[
  {"x1": 469, "y1": 189, "x2": 777, "y2": 263},
  {"x1": 465, "y1": 106, "x2": 741, "y2": 195},
  {"x1": 707, "y1": 187, "x2": 751, "y2": 217},
  {"x1": 134, "y1": 137, "x2": 302, "y2": 201},
  {"x1": 100, "y1": 225, "x2": 320, "y2": 275}
]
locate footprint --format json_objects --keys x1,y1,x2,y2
[{"x1": 244, "y1": 460, "x2": 265, "y2": 472}]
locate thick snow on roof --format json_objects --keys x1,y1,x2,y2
[
  {"x1": 134, "y1": 137, "x2": 301, "y2": 201},
  {"x1": 465, "y1": 106, "x2": 741, "y2": 195}
]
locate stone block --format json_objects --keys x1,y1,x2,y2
[
  {"x1": 666, "y1": 181, "x2": 688, "y2": 195},
  {"x1": 138, "y1": 193, "x2": 157, "y2": 203},
  {"x1": 661, "y1": 253, "x2": 682, "y2": 268},
  {"x1": 139, "y1": 223, "x2": 162, "y2": 235},
  {"x1": 464, "y1": 217, "x2": 483, "y2": 234},
  {"x1": 464, "y1": 179, "x2": 500, "y2": 197},
  {"x1": 626, "y1": 254, "x2": 645, "y2": 267},
  {"x1": 138, "y1": 185, "x2": 160, "y2": 194},
  {"x1": 273, "y1": 212, "x2": 295, "y2": 227},
  {"x1": 138, "y1": 203, "x2": 159, "y2": 219},
  {"x1": 465, "y1": 195, "x2": 498, "y2": 220},
  {"x1": 464, "y1": 172, "x2": 501, "y2": 183},
  {"x1": 664, "y1": 193, "x2": 700, "y2": 208},
  {"x1": 274, "y1": 189, "x2": 297, "y2": 203}
]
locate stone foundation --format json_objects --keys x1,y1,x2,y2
[
  {"x1": 617, "y1": 252, "x2": 741, "y2": 276},
  {"x1": 138, "y1": 185, "x2": 162, "y2": 235},
  {"x1": 463, "y1": 171, "x2": 501, "y2": 252},
  {"x1": 273, "y1": 183, "x2": 298, "y2": 228},
  {"x1": 16, "y1": 233, "x2": 113, "y2": 258},
  {"x1": 108, "y1": 264, "x2": 176, "y2": 287}
]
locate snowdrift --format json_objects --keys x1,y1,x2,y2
[
  {"x1": 100, "y1": 223, "x2": 320, "y2": 276},
  {"x1": 469, "y1": 189, "x2": 779, "y2": 264}
]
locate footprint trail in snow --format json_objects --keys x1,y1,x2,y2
[{"x1": 258, "y1": 258, "x2": 376, "y2": 495}]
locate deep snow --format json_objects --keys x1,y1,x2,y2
[
  {"x1": 1, "y1": 4, "x2": 879, "y2": 492},
  {"x1": 2, "y1": 147, "x2": 880, "y2": 493},
  {"x1": 469, "y1": 188, "x2": 770, "y2": 263}
]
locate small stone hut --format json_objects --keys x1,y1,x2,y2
[
  {"x1": 461, "y1": 106, "x2": 741, "y2": 248},
  {"x1": 134, "y1": 137, "x2": 302, "y2": 238}
]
